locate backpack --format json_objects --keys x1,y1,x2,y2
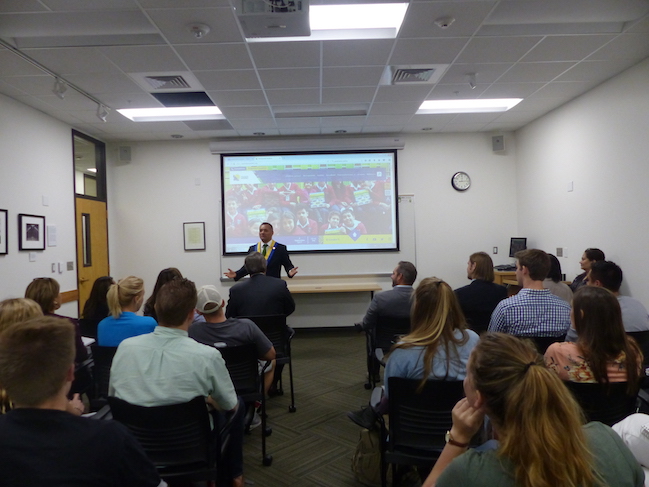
[{"x1": 351, "y1": 427, "x2": 389, "y2": 487}]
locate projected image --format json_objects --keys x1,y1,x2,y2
[{"x1": 222, "y1": 151, "x2": 398, "y2": 254}]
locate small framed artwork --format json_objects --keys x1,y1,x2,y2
[
  {"x1": 18, "y1": 214, "x2": 46, "y2": 251},
  {"x1": 0, "y1": 209, "x2": 7, "y2": 255},
  {"x1": 184, "y1": 222, "x2": 205, "y2": 251}
]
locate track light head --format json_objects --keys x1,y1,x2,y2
[
  {"x1": 96, "y1": 104, "x2": 110, "y2": 122},
  {"x1": 52, "y1": 78, "x2": 68, "y2": 99}
]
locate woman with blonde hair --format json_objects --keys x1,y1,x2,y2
[
  {"x1": 97, "y1": 276, "x2": 156, "y2": 347},
  {"x1": 25, "y1": 277, "x2": 88, "y2": 364},
  {"x1": 347, "y1": 277, "x2": 479, "y2": 429},
  {"x1": 423, "y1": 333, "x2": 643, "y2": 487}
]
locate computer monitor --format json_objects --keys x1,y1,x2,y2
[{"x1": 509, "y1": 238, "x2": 527, "y2": 258}]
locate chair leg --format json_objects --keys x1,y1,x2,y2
[
  {"x1": 260, "y1": 396, "x2": 273, "y2": 466},
  {"x1": 288, "y1": 359, "x2": 296, "y2": 413}
]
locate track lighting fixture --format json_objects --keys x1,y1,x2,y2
[
  {"x1": 52, "y1": 78, "x2": 68, "y2": 99},
  {"x1": 96, "y1": 104, "x2": 110, "y2": 122}
]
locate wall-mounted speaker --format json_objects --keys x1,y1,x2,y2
[
  {"x1": 118, "y1": 146, "x2": 131, "y2": 162},
  {"x1": 492, "y1": 135, "x2": 505, "y2": 152}
]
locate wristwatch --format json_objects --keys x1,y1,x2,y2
[{"x1": 445, "y1": 430, "x2": 469, "y2": 448}]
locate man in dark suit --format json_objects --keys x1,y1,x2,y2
[
  {"x1": 454, "y1": 252, "x2": 508, "y2": 334},
  {"x1": 224, "y1": 222, "x2": 298, "y2": 281},
  {"x1": 225, "y1": 252, "x2": 296, "y2": 319}
]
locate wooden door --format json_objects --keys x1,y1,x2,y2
[{"x1": 75, "y1": 197, "x2": 109, "y2": 314}]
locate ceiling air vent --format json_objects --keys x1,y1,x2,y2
[
  {"x1": 143, "y1": 75, "x2": 191, "y2": 90},
  {"x1": 129, "y1": 72, "x2": 205, "y2": 92},
  {"x1": 381, "y1": 65, "x2": 450, "y2": 86}
]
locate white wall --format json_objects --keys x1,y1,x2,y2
[
  {"x1": 0, "y1": 94, "x2": 79, "y2": 317},
  {"x1": 516, "y1": 57, "x2": 649, "y2": 304},
  {"x1": 106, "y1": 132, "x2": 519, "y2": 303}
]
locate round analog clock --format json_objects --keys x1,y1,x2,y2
[{"x1": 451, "y1": 171, "x2": 471, "y2": 191}]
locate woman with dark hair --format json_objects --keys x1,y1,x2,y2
[
  {"x1": 545, "y1": 286, "x2": 642, "y2": 390},
  {"x1": 79, "y1": 276, "x2": 114, "y2": 338},
  {"x1": 143, "y1": 267, "x2": 182, "y2": 321},
  {"x1": 570, "y1": 247, "x2": 605, "y2": 291},
  {"x1": 423, "y1": 333, "x2": 643, "y2": 487},
  {"x1": 347, "y1": 277, "x2": 479, "y2": 429},
  {"x1": 542, "y1": 254, "x2": 573, "y2": 303}
]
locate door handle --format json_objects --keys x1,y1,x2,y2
[{"x1": 79, "y1": 277, "x2": 90, "y2": 283}]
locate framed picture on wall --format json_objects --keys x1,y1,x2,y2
[
  {"x1": 183, "y1": 222, "x2": 205, "y2": 251},
  {"x1": 18, "y1": 214, "x2": 46, "y2": 251},
  {"x1": 0, "y1": 209, "x2": 7, "y2": 255}
]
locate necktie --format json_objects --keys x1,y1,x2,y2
[{"x1": 262, "y1": 244, "x2": 268, "y2": 257}]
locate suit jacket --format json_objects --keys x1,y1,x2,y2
[
  {"x1": 226, "y1": 274, "x2": 296, "y2": 318},
  {"x1": 454, "y1": 279, "x2": 508, "y2": 334},
  {"x1": 234, "y1": 242, "x2": 295, "y2": 281},
  {"x1": 362, "y1": 286, "x2": 413, "y2": 331}
]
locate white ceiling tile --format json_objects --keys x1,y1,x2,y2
[
  {"x1": 498, "y1": 62, "x2": 576, "y2": 83},
  {"x1": 556, "y1": 59, "x2": 640, "y2": 81},
  {"x1": 146, "y1": 7, "x2": 242, "y2": 44},
  {"x1": 194, "y1": 70, "x2": 261, "y2": 90},
  {"x1": 399, "y1": 2, "x2": 497, "y2": 38},
  {"x1": 322, "y1": 66, "x2": 384, "y2": 88},
  {"x1": 587, "y1": 32, "x2": 649, "y2": 61},
  {"x1": 249, "y1": 42, "x2": 321, "y2": 69},
  {"x1": 481, "y1": 82, "x2": 546, "y2": 97},
  {"x1": 64, "y1": 71, "x2": 142, "y2": 94},
  {"x1": 266, "y1": 89, "x2": 320, "y2": 105},
  {"x1": 208, "y1": 90, "x2": 268, "y2": 107},
  {"x1": 390, "y1": 38, "x2": 470, "y2": 65},
  {"x1": 522, "y1": 35, "x2": 618, "y2": 62},
  {"x1": 322, "y1": 39, "x2": 393, "y2": 67},
  {"x1": 21, "y1": 47, "x2": 114, "y2": 74},
  {"x1": 258, "y1": 68, "x2": 320, "y2": 89},
  {"x1": 368, "y1": 101, "x2": 421, "y2": 116},
  {"x1": 99, "y1": 45, "x2": 186, "y2": 72},
  {"x1": 456, "y1": 37, "x2": 544, "y2": 63},
  {"x1": 374, "y1": 85, "x2": 433, "y2": 103},
  {"x1": 220, "y1": 105, "x2": 273, "y2": 119},
  {"x1": 174, "y1": 44, "x2": 252, "y2": 70},
  {"x1": 322, "y1": 87, "x2": 376, "y2": 104},
  {"x1": 440, "y1": 63, "x2": 514, "y2": 85},
  {"x1": 0, "y1": 50, "x2": 46, "y2": 76}
]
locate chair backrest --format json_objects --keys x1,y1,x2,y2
[
  {"x1": 90, "y1": 345, "x2": 118, "y2": 399},
  {"x1": 374, "y1": 316, "x2": 411, "y2": 352},
  {"x1": 387, "y1": 378, "x2": 465, "y2": 453},
  {"x1": 218, "y1": 343, "x2": 261, "y2": 398},
  {"x1": 516, "y1": 334, "x2": 566, "y2": 354},
  {"x1": 563, "y1": 381, "x2": 637, "y2": 426},
  {"x1": 108, "y1": 395, "x2": 213, "y2": 468},
  {"x1": 242, "y1": 315, "x2": 290, "y2": 358},
  {"x1": 627, "y1": 331, "x2": 649, "y2": 368},
  {"x1": 79, "y1": 317, "x2": 99, "y2": 339}
]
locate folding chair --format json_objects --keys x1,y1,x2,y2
[
  {"x1": 564, "y1": 381, "x2": 638, "y2": 426},
  {"x1": 89, "y1": 344, "x2": 117, "y2": 403},
  {"x1": 243, "y1": 315, "x2": 296, "y2": 412},
  {"x1": 378, "y1": 378, "x2": 466, "y2": 487},
  {"x1": 219, "y1": 343, "x2": 273, "y2": 466},
  {"x1": 627, "y1": 331, "x2": 649, "y2": 371},
  {"x1": 515, "y1": 334, "x2": 566, "y2": 354},
  {"x1": 108, "y1": 396, "x2": 221, "y2": 485}
]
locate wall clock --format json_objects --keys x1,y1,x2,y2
[{"x1": 451, "y1": 171, "x2": 471, "y2": 191}]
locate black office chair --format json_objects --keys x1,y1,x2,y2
[
  {"x1": 219, "y1": 344, "x2": 273, "y2": 466},
  {"x1": 108, "y1": 395, "x2": 220, "y2": 485},
  {"x1": 378, "y1": 378, "x2": 466, "y2": 487},
  {"x1": 627, "y1": 331, "x2": 649, "y2": 371},
  {"x1": 78, "y1": 317, "x2": 99, "y2": 339},
  {"x1": 89, "y1": 344, "x2": 117, "y2": 409},
  {"x1": 365, "y1": 316, "x2": 410, "y2": 389},
  {"x1": 242, "y1": 315, "x2": 296, "y2": 413},
  {"x1": 515, "y1": 334, "x2": 566, "y2": 355},
  {"x1": 563, "y1": 381, "x2": 638, "y2": 426}
]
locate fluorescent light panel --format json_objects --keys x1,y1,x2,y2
[
  {"x1": 117, "y1": 106, "x2": 223, "y2": 122},
  {"x1": 247, "y1": 3, "x2": 408, "y2": 42},
  {"x1": 418, "y1": 98, "x2": 523, "y2": 114}
]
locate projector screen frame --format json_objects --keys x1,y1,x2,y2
[{"x1": 221, "y1": 149, "x2": 400, "y2": 256}]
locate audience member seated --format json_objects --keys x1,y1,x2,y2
[
  {"x1": 97, "y1": 276, "x2": 157, "y2": 347},
  {"x1": 79, "y1": 276, "x2": 113, "y2": 338},
  {"x1": 143, "y1": 267, "x2": 183, "y2": 321},
  {"x1": 422, "y1": 333, "x2": 644, "y2": 487},
  {"x1": 0, "y1": 316, "x2": 164, "y2": 486},
  {"x1": 0, "y1": 298, "x2": 45, "y2": 415},
  {"x1": 109, "y1": 278, "x2": 244, "y2": 487},
  {"x1": 347, "y1": 277, "x2": 479, "y2": 430},
  {"x1": 25, "y1": 277, "x2": 88, "y2": 364},
  {"x1": 488, "y1": 249, "x2": 571, "y2": 338},
  {"x1": 454, "y1": 252, "x2": 507, "y2": 334},
  {"x1": 545, "y1": 286, "x2": 642, "y2": 388},
  {"x1": 226, "y1": 252, "x2": 295, "y2": 319},
  {"x1": 612, "y1": 414, "x2": 649, "y2": 487},
  {"x1": 569, "y1": 247, "x2": 605, "y2": 292},
  {"x1": 542, "y1": 254, "x2": 573, "y2": 303},
  {"x1": 190, "y1": 285, "x2": 276, "y2": 394},
  {"x1": 360, "y1": 261, "x2": 416, "y2": 380}
]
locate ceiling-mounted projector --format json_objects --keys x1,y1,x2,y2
[{"x1": 237, "y1": 0, "x2": 310, "y2": 38}]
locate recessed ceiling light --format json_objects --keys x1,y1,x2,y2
[
  {"x1": 253, "y1": 132, "x2": 266, "y2": 136},
  {"x1": 422, "y1": 127, "x2": 433, "y2": 131},
  {"x1": 170, "y1": 134, "x2": 184, "y2": 139},
  {"x1": 335, "y1": 130, "x2": 347, "y2": 134},
  {"x1": 418, "y1": 98, "x2": 523, "y2": 114},
  {"x1": 247, "y1": 3, "x2": 408, "y2": 42},
  {"x1": 117, "y1": 106, "x2": 223, "y2": 122}
]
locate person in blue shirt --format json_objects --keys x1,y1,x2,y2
[{"x1": 97, "y1": 276, "x2": 156, "y2": 346}]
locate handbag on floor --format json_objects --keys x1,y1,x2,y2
[{"x1": 351, "y1": 427, "x2": 388, "y2": 487}]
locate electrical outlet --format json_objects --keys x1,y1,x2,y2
[
  {"x1": 556, "y1": 247, "x2": 563, "y2": 257},
  {"x1": 67, "y1": 261, "x2": 74, "y2": 271}
]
